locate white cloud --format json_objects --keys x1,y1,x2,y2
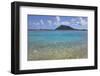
[
  {"x1": 61, "y1": 21, "x2": 70, "y2": 25},
  {"x1": 56, "y1": 16, "x2": 60, "y2": 22},
  {"x1": 70, "y1": 17, "x2": 87, "y2": 25},
  {"x1": 79, "y1": 17, "x2": 87, "y2": 26},
  {"x1": 32, "y1": 22, "x2": 40, "y2": 25},
  {"x1": 76, "y1": 21, "x2": 80, "y2": 24},
  {"x1": 69, "y1": 17, "x2": 87, "y2": 29},
  {"x1": 47, "y1": 20, "x2": 52, "y2": 25},
  {"x1": 40, "y1": 19, "x2": 44, "y2": 25},
  {"x1": 70, "y1": 18, "x2": 79, "y2": 24}
]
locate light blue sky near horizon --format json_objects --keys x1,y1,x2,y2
[{"x1": 28, "y1": 15, "x2": 88, "y2": 30}]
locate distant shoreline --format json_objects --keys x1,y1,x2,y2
[
  {"x1": 28, "y1": 29, "x2": 87, "y2": 31},
  {"x1": 28, "y1": 25, "x2": 87, "y2": 31}
]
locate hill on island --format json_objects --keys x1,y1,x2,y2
[
  {"x1": 56, "y1": 25, "x2": 87, "y2": 31},
  {"x1": 56, "y1": 25, "x2": 76, "y2": 30}
]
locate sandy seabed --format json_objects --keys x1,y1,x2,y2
[{"x1": 28, "y1": 43, "x2": 88, "y2": 61}]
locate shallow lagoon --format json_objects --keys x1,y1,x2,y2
[{"x1": 28, "y1": 31, "x2": 88, "y2": 61}]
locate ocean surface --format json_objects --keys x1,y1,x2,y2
[{"x1": 28, "y1": 31, "x2": 88, "y2": 60}]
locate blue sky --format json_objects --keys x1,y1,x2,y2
[{"x1": 28, "y1": 15, "x2": 88, "y2": 30}]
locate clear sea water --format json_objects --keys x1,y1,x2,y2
[
  {"x1": 28, "y1": 31, "x2": 87, "y2": 47},
  {"x1": 28, "y1": 31, "x2": 87, "y2": 60}
]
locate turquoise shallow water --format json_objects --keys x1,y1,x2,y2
[
  {"x1": 28, "y1": 31, "x2": 87, "y2": 47},
  {"x1": 28, "y1": 31, "x2": 87, "y2": 60}
]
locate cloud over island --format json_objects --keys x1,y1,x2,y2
[{"x1": 28, "y1": 15, "x2": 88, "y2": 30}]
